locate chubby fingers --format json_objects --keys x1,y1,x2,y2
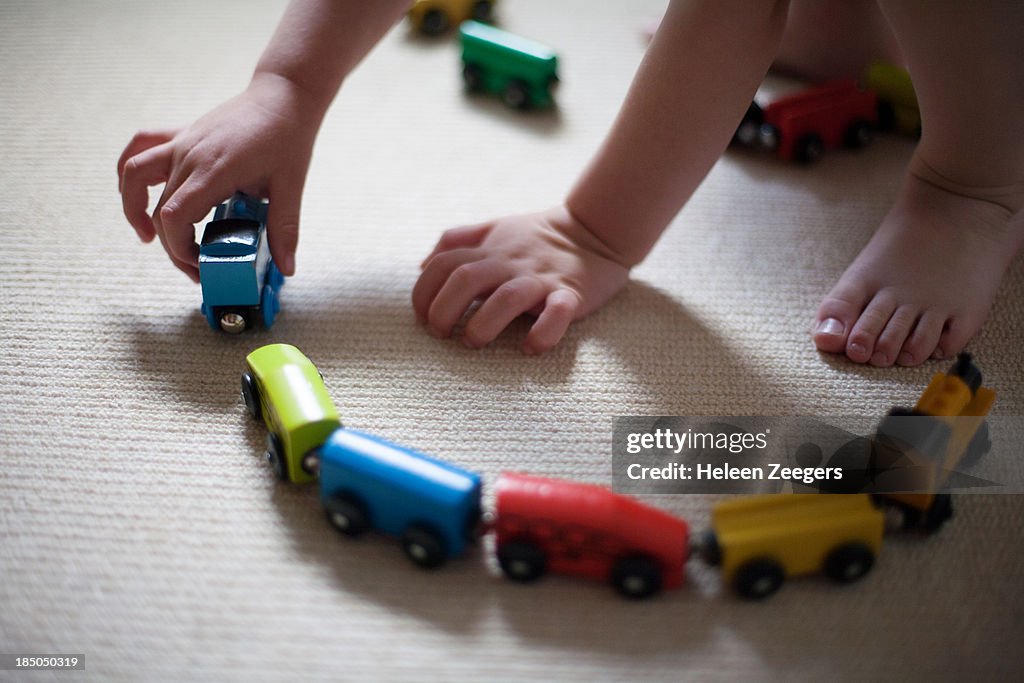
[
  {"x1": 153, "y1": 174, "x2": 230, "y2": 283},
  {"x1": 523, "y1": 289, "x2": 581, "y2": 354},
  {"x1": 266, "y1": 175, "x2": 303, "y2": 276},
  {"x1": 462, "y1": 276, "x2": 549, "y2": 348},
  {"x1": 414, "y1": 250, "x2": 515, "y2": 337},
  {"x1": 117, "y1": 129, "x2": 178, "y2": 185},
  {"x1": 120, "y1": 141, "x2": 174, "y2": 243},
  {"x1": 420, "y1": 222, "x2": 492, "y2": 269}
]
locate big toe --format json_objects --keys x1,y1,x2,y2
[{"x1": 813, "y1": 297, "x2": 861, "y2": 354}]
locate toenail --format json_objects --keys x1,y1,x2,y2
[
  {"x1": 849, "y1": 342, "x2": 867, "y2": 359},
  {"x1": 815, "y1": 318, "x2": 845, "y2": 336},
  {"x1": 932, "y1": 348, "x2": 946, "y2": 360},
  {"x1": 897, "y1": 351, "x2": 914, "y2": 365},
  {"x1": 871, "y1": 351, "x2": 889, "y2": 365}
]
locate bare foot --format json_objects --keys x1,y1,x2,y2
[{"x1": 813, "y1": 162, "x2": 1024, "y2": 366}]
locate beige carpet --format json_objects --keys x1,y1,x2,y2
[{"x1": 2, "y1": 1, "x2": 1022, "y2": 681}]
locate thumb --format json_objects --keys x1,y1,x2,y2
[{"x1": 266, "y1": 176, "x2": 303, "y2": 277}]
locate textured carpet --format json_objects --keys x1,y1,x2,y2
[{"x1": 2, "y1": 1, "x2": 1022, "y2": 681}]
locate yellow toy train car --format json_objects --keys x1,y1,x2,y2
[{"x1": 704, "y1": 494, "x2": 884, "y2": 600}]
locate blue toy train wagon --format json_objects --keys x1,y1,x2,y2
[
  {"x1": 199, "y1": 193, "x2": 284, "y2": 334},
  {"x1": 316, "y1": 429, "x2": 484, "y2": 569}
]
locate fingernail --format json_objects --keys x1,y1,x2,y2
[
  {"x1": 281, "y1": 254, "x2": 295, "y2": 275},
  {"x1": 815, "y1": 318, "x2": 844, "y2": 336},
  {"x1": 897, "y1": 351, "x2": 914, "y2": 365}
]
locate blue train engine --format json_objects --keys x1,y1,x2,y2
[{"x1": 199, "y1": 193, "x2": 284, "y2": 333}]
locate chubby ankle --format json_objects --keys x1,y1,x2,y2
[{"x1": 908, "y1": 151, "x2": 1024, "y2": 218}]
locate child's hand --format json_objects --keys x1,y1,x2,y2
[
  {"x1": 413, "y1": 206, "x2": 630, "y2": 354},
  {"x1": 117, "y1": 73, "x2": 321, "y2": 282}
]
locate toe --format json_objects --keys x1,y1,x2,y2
[
  {"x1": 935, "y1": 316, "x2": 977, "y2": 361},
  {"x1": 897, "y1": 310, "x2": 946, "y2": 366},
  {"x1": 846, "y1": 295, "x2": 897, "y2": 364},
  {"x1": 870, "y1": 305, "x2": 918, "y2": 367},
  {"x1": 813, "y1": 296, "x2": 864, "y2": 354}
]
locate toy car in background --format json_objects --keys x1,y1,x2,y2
[
  {"x1": 408, "y1": 0, "x2": 496, "y2": 35},
  {"x1": 199, "y1": 192, "x2": 284, "y2": 334},
  {"x1": 732, "y1": 80, "x2": 879, "y2": 164},
  {"x1": 242, "y1": 344, "x2": 341, "y2": 484},
  {"x1": 871, "y1": 353, "x2": 995, "y2": 532},
  {"x1": 318, "y1": 429, "x2": 483, "y2": 569},
  {"x1": 864, "y1": 62, "x2": 919, "y2": 137},
  {"x1": 703, "y1": 494, "x2": 884, "y2": 600},
  {"x1": 493, "y1": 473, "x2": 689, "y2": 599},
  {"x1": 459, "y1": 20, "x2": 559, "y2": 110}
]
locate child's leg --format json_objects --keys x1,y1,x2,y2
[
  {"x1": 773, "y1": 0, "x2": 902, "y2": 81},
  {"x1": 813, "y1": 0, "x2": 1024, "y2": 366}
]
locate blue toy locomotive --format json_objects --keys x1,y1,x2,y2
[{"x1": 199, "y1": 193, "x2": 284, "y2": 333}]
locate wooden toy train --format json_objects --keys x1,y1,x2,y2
[{"x1": 240, "y1": 344, "x2": 994, "y2": 600}]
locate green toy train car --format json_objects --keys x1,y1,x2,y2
[{"x1": 459, "y1": 20, "x2": 558, "y2": 109}]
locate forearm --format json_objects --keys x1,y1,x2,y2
[
  {"x1": 253, "y1": 0, "x2": 410, "y2": 119},
  {"x1": 567, "y1": 0, "x2": 789, "y2": 266}
]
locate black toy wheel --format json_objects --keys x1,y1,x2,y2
[
  {"x1": 735, "y1": 558, "x2": 785, "y2": 599},
  {"x1": 896, "y1": 502, "x2": 923, "y2": 531},
  {"x1": 844, "y1": 119, "x2": 873, "y2": 148},
  {"x1": 241, "y1": 372, "x2": 261, "y2": 420},
  {"x1": 265, "y1": 433, "x2": 287, "y2": 480},
  {"x1": 794, "y1": 133, "x2": 824, "y2": 164},
  {"x1": 701, "y1": 530, "x2": 722, "y2": 566},
  {"x1": 611, "y1": 555, "x2": 663, "y2": 599},
  {"x1": 757, "y1": 123, "x2": 781, "y2": 152},
  {"x1": 421, "y1": 9, "x2": 448, "y2": 35},
  {"x1": 923, "y1": 494, "x2": 953, "y2": 533},
  {"x1": 471, "y1": 0, "x2": 493, "y2": 22},
  {"x1": 463, "y1": 63, "x2": 484, "y2": 92},
  {"x1": 876, "y1": 100, "x2": 896, "y2": 132},
  {"x1": 401, "y1": 525, "x2": 447, "y2": 569},
  {"x1": 502, "y1": 80, "x2": 530, "y2": 110},
  {"x1": 823, "y1": 542, "x2": 875, "y2": 583},
  {"x1": 300, "y1": 448, "x2": 321, "y2": 476},
  {"x1": 324, "y1": 493, "x2": 370, "y2": 536},
  {"x1": 731, "y1": 101, "x2": 764, "y2": 147},
  {"x1": 497, "y1": 541, "x2": 546, "y2": 582}
]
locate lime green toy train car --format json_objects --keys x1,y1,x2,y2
[
  {"x1": 459, "y1": 20, "x2": 558, "y2": 109},
  {"x1": 241, "y1": 344, "x2": 341, "y2": 484}
]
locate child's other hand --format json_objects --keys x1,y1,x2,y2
[
  {"x1": 117, "y1": 73, "x2": 320, "y2": 282},
  {"x1": 413, "y1": 206, "x2": 630, "y2": 354}
]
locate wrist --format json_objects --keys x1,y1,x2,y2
[
  {"x1": 248, "y1": 69, "x2": 335, "y2": 126},
  {"x1": 561, "y1": 196, "x2": 654, "y2": 268},
  {"x1": 549, "y1": 204, "x2": 634, "y2": 270}
]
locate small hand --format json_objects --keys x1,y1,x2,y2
[
  {"x1": 413, "y1": 206, "x2": 630, "y2": 354},
  {"x1": 117, "y1": 73, "x2": 320, "y2": 281}
]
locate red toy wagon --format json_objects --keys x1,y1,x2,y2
[{"x1": 493, "y1": 472, "x2": 689, "y2": 599}]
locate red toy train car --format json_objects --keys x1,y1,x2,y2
[
  {"x1": 493, "y1": 473, "x2": 689, "y2": 599},
  {"x1": 733, "y1": 80, "x2": 879, "y2": 164}
]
